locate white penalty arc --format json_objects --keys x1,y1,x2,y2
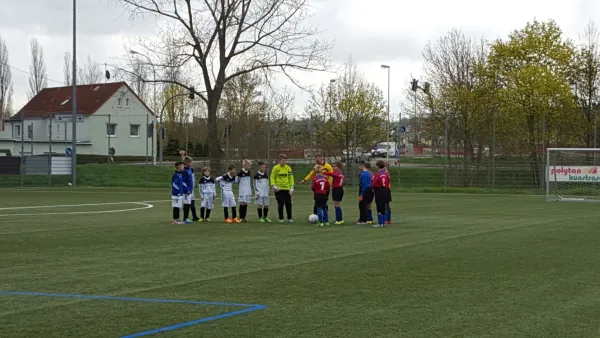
[{"x1": 0, "y1": 202, "x2": 154, "y2": 217}]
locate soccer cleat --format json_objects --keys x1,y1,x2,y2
[
  {"x1": 324, "y1": 222, "x2": 330, "y2": 227},
  {"x1": 192, "y1": 218, "x2": 201, "y2": 222},
  {"x1": 385, "y1": 221, "x2": 392, "y2": 225},
  {"x1": 334, "y1": 220, "x2": 344, "y2": 225},
  {"x1": 356, "y1": 221, "x2": 366, "y2": 225},
  {"x1": 184, "y1": 219, "x2": 195, "y2": 224},
  {"x1": 205, "y1": 218, "x2": 211, "y2": 222},
  {"x1": 233, "y1": 218, "x2": 241, "y2": 223},
  {"x1": 279, "y1": 219, "x2": 284, "y2": 223},
  {"x1": 373, "y1": 223, "x2": 384, "y2": 228},
  {"x1": 258, "y1": 218, "x2": 266, "y2": 223},
  {"x1": 264, "y1": 217, "x2": 272, "y2": 223},
  {"x1": 225, "y1": 218, "x2": 233, "y2": 223},
  {"x1": 241, "y1": 218, "x2": 248, "y2": 223},
  {"x1": 172, "y1": 220, "x2": 184, "y2": 225},
  {"x1": 318, "y1": 223, "x2": 324, "y2": 227},
  {"x1": 197, "y1": 219, "x2": 204, "y2": 223},
  {"x1": 288, "y1": 219, "x2": 294, "y2": 223},
  {"x1": 366, "y1": 221, "x2": 373, "y2": 225}
]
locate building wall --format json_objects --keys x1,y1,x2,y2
[{"x1": 0, "y1": 84, "x2": 155, "y2": 157}]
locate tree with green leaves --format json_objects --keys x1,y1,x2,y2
[{"x1": 487, "y1": 19, "x2": 578, "y2": 184}]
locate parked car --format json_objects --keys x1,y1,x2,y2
[
  {"x1": 371, "y1": 142, "x2": 397, "y2": 158},
  {"x1": 342, "y1": 148, "x2": 371, "y2": 163}
]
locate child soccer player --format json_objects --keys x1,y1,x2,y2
[
  {"x1": 384, "y1": 162, "x2": 392, "y2": 224},
  {"x1": 198, "y1": 167, "x2": 216, "y2": 222},
  {"x1": 236, "y1": 159, "x2": 252, "y2": 222},
  {"x1": 311, "y1": 165, "x2": 331, "y2": 227},
  {"x1": 322, "y1": 161, "x2": 345, "y2": 224},
  {"x1": 215, "y1": 165, "x2": 240, "y2": 223},
  {"x1": 373, "y1": 160, "x2": 392, "y2": 228},
  {"x1": 270, "y1": 154, "x2": 295, "y2": 223},
  {"x1": 357, "y1": 161, "x2": 374, "y2": 224},
  {"x1": 182, "y1": 156, "x2": 199, "y2": 223},
  {"x1": 171, "y1": 161, "x2": 185, "y2": 224},
  {"x1": 254, "y1": 162, "x2": 271, "y2": 223}
]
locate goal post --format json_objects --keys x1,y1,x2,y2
[{"x1": 546, "y1": 148, "x2": 600, "y2": 202}]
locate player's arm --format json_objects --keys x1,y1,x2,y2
[
  {"x1": 302, "y1": 167, "x2": 315, "y2": 183},
  {"x1": 270, "y1": 166, "x2": 279, "y2": 190},
  {"x1": 322, "y1": 171, "x2": 334, "y2": 177},
  {"x1": 288, "y1": 167, "x2": 295, "y2": 192},
  {"x1": 360, "y1": 173, "x2": 371, "y2": 196}
]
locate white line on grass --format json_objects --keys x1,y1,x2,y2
[{"x1": 0, "y1": 202, "x2": 154, "y2": 217}]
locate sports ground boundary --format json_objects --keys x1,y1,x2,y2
[{"x1": 0, "y1": 291, "x2": 267, "y2": 337}]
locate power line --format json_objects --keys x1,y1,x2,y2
[{"x1": 0, "y1": 61, "x2": 64, "y2": 85}]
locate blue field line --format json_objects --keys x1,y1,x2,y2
[{"x1": 0, "y1": 290, "x2": 267, "y2": 337}]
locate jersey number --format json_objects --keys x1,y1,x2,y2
[
  {"x1": 381, "y1": 177, "x2": 386, "y2": 186},
  {"x1": 320, "y1": 182, "x2": 325, "y2": 190}
]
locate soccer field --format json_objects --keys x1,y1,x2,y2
[{"x1": 1, "y1": 188, "x2": 600, "y2": 337}]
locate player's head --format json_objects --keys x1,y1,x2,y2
[
  {"x1": 364, "y1": 162, "x2": 371, "y2": 170},
  {"x1": 175, "y1": 161, "x2": 184, "y2": 171},
  {"x1": 202, "y1": 167, "x2": 211, "y2": 176},
  {"x1": 243, "y1": 159, "x2": 252, "y2": 169},
  {"x1": 314, "y1": 153, "x2": 324, "y2": 165},
  {"x1": 334, "y1": 161, "x2": 343, "y2": 171},
  {"x1": 376, "y1": 160, "x2": 385, "y2": 169},
  {"x1": 257, "y1": 161, "x2": 266, "y2": 172},
  {"x1": 228, "y1": 165, "x2": 236, "y2": 175},
  {"x1": 183, "y1": 156, "x2": 193, "y2": 167},
  {"x1": 314, "y1": 164, "x2": 323, "y2": 175},
  {"x1": 279, "y1": 154, "x2": 288, "y2": 165},
  {"x1": 358, "y1": 160, "x2": 366, "y2": 170}
]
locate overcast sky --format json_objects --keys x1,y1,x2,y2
[{"x1": 1, "y1": 0, "x2": 599, "y2": 117}]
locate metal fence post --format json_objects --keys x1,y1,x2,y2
[
  {"x1": 444, "y1": 116, "x2": 448, "y2": 193},
  {"x1": 49, "y1": 118, "x2": 53, "y2": 187},
  {"x1": 145, "y1": 114, "x2": 149, "y2": 187},
  {"x1": 107, "y1": 114, "x2": 111, "y2": 186},
  {"x1": 20, "y1": 112, "x2": 24, "y2": 187}
]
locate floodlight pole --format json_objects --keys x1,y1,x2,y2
[
  {"x1": 71, "y1": 0, "x2": 77, "y2": 186},
  {"x1": 381, "y1": 65, "x2": 390, "y2": 161}
]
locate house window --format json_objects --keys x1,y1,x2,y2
[
  {"x1": 27, "y1": 125, "x2": 33, "y2": 139},
  {"x1": 125, "y1": 98, "x2": 130, "y2": 107},
  {"x1": 107, "y1": 123, "x2": 117, "y2": 137},
  {"x1": 129, "y1": 124, "x2": 140, "y2": 137},
  {"x1": 57, "y1": 124, "x2": 60, "y2": 136},
  {"x1": 117, "y1": 98, "x2": 122, "y2": 106},
  {"x1": 14, "y1": 125, "x2": 21, "y2": 138}
]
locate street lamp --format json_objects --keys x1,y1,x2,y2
[
  {"x1": 381, "y1": 65, "x2": 390, "y2": 160},
  {"x1": 410, "y1": 79, "x2": 430, "y2": 153},
  {"x1": 130, "y1": 49, "x2": 158, "y2": 164}
]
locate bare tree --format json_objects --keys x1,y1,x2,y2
[
  {"x1": 0, "y1": 35, "x2": 13, "y2": 118},
  {"x1": 117, "y1": 0, "x2": 331, "y2": 168},
  {"x1": 78, "y1": 54, "x2": 104, "y2": 85},
  {"x1": 574, "y1": 21, "x2": 600, "y2": 147},
  {"x1": 28, "y1": 38, "x2": 47, "y2": 99},
  {"x1": 63, "y1": 52, "x2": 72, "y2": 86}
]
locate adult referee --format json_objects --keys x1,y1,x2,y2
[{"x1": 300, "y1": 153, "x2": 333, "y2": 214}]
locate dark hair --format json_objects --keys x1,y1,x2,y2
[
  {"x1": 228, "y1": 165, "x2": 236, "y2": 170},
  {"x1": 175, "y1": 161, "x2": 184, "y2": 167},
  {"x1": 258, "y1": 161, "x2": 265, "y2": 166},
  {"x1": 279, "y1": 154, "x2": 288, "y2": 159},
  {"x1": 334, "y1": 161, "x2": 343, "y2": 169},
  {"x1": 376, "y1": 160, "x2": 385, "y2": 169},
  {"x1": 358, "y1": 160, "x2": 366, "y2": 166},
  {"x1": 364, "y1": 162, "x2": 371, "y2": 169},
  {"x1": 315, "y1": 152, "x2": 323, "y2": 158}
]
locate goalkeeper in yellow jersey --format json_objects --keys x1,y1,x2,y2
[{"x1": 300, "y1": 153, "x2": 333, "y2": 214}]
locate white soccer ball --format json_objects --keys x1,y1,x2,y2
[{"x1": 308, "y1": 214, "x2": 319, "y2": 224}]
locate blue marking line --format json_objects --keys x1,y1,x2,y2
[{"x1": 0, "y1": 290, "x2": 267, "y2": 337}]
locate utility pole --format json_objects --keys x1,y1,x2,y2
[{"x1": 381, "y1": 65, "x2": 390, "y2": 160}]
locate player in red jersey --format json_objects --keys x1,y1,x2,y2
[
  {"x1": 372, "y1": 160, "x2": 391, "y2": 227},
  {"x1": 311, "y1": 165, "x2": 331, "y2": 226},
  {"x1": 322, "y1": 161, "x2": 345, "y2": 224}
]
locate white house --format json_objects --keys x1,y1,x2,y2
[{"x1": 0, "y1": 82, "x2": 156, "y2": 159}]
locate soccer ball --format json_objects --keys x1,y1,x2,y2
[{"x1": 308, "y1": 214, "x2": 319, "y2": 224}]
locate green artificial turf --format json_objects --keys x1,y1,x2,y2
[{"x1": 1, "y1": 188, "x2": 600, "y2": 337}]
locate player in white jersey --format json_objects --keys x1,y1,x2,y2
[
  {"x1": 215, "y1": 165, "x2": 240, "y2": 223},
  {"x1": 254, "y1": 161, "x2": 271, "y2": 223},
  {"x1": 198, "y1": 167, "x2": 216, "y2": 222},
  {"x1": 236, "y1": 159, "x2": 252, "y2": 222}
]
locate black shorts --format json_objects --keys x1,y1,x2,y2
[
  {"x1": 361, "y1": 190, "x2": 374, "y2": 204},
  {"x1": 332, "y1": 187, "x2": 344, "y2": 201},
  {"x1": 314, "y1": 194, "x2": 328, "y2": 208},
  {"x1": 374, "y1": 188, "x2": 391, "y2": 203}
]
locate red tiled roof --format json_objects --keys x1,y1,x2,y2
[{"x1": 11, "y1": 82, "x2": 153, "y2": 120}]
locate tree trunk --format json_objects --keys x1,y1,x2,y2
[{"x1": 207, "y1": 97, "x2": 222, "y2": 172}]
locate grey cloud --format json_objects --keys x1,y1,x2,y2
[{"x1": 0, "y1": 0, "x2": 155, "y2": 37}]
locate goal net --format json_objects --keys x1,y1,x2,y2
[{"x1": 547, "y1": 148, "x2": 600, "y2": 202}]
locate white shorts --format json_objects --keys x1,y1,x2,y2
[
  {"x1": 200, "y1": 194, "x2": 215, "y2": 209},
  {"x1": 221, "y1": 191, "x2": 236, "y2": 208},
  {"x1": 239, "y1": 195, "x2": 252, "y2": 204},
  {"x1": 171, "y1": 195, "x2": 183, "y2": 208},
  {"x1": 255, "y1": 196, "x2": 270, "y2": 206},
  {"x1": 183, "y1": 193, "x2": 193, "y2": 205}
]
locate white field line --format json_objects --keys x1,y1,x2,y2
[{"x1": 0, "y1": 202, "x2": 154, "y2": 217}]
